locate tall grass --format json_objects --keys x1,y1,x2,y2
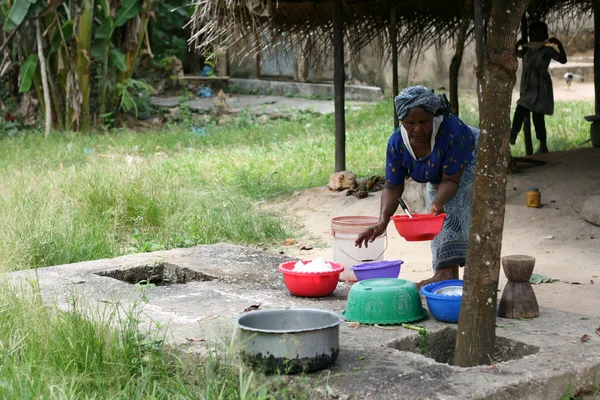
[
  {"x1": 0, "y1": 279, "x2": 315, "y2": 399},
  {"x1": 0, "y1": 99, "x2": 592, "y2": 272}
]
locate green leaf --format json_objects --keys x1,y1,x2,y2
[
  {"x1": 529, "y1": 273, "x2": 559, "y2": 284},
  {"x1": 97, "y1": 0, "x2": 111, "y2": 18},
  {"x1": 114, "y1": 0, "x2": 140, "y2": 27},
  {"x1": 51, "y1": 20, "x2": 74, "y2": 53},
  {"x1": 19, "y1": 54, "x2": 39, "y2": 93},
  {"x1": 91, "y1": 18, "x2": 114, "y2": 59},
  {"x1": 3, "y1": 0, "x2": 37, "y2": 32},
  {"x1": 109, "y1": 49, "x2": 127, "y2": 71}
]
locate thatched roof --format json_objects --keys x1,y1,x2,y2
[{"x1": 188, "y1": 0, "x2": 592, "y2": 63}]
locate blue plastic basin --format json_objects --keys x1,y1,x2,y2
[{"x1": 420, "y1": 279, "x2": 463, "y2": 323}]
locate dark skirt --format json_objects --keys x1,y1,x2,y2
[{"x1": 425, "y1": 127, "x2": 479, "y2": 271}]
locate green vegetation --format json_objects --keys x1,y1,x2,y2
[
  {"x1": 511, "y1": 100, "x2": 594, "y2": 156},
  {"x1": 0, "y1": 99, "x2": 593, "y2": 272},
  {"x1": 0, "y1": 280, "x2": 317, "y2": 399}
]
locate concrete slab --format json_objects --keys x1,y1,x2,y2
[
  {"x1": 150, "y1": 94, "x2": 368, "y2": 116},
  {"x1": 9, "y1": 244, "x2": 600, "y2": 399},
  {"x1": 228, "y1": 78, "x2": 384, "y2": 102}
]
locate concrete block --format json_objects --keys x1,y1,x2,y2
[{"x1": 228, "y1": 78, "x2": 383, "y2": 102}]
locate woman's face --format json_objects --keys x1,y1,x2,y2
[{"x1": 402, "y1": 107, "x2": 434, "y2": 145}]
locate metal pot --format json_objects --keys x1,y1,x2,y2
[{"x1": 236, "y1": 308, "x2": 341, "y2": 374}]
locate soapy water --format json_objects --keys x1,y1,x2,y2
[{"x1": 292, "y1": 257, "x2": 333, "y2": 273}]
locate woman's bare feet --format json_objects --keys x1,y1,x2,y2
[{"x1": 416, "y1": 264, "x2": 459, "y2": 289}]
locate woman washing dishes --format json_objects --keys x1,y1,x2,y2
[{"x1": 355, "y1": 86, "x2": 478, "y2": 289}]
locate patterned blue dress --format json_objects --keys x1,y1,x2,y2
[{"x1": 385, "y1": 115, "x2": 479, "y2": 271}]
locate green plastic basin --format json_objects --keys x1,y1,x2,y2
[{"x1": 343, "y1": 278, "x2": 427, "y2": 325}]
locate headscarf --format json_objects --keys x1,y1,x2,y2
[{"x1": 394, "y1": 85, "x2": 450, "y2": 121}]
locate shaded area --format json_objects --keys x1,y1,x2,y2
[
  {"x1": 95, "y1": 262, "x2": 215, "y2": 285},
  {"x1": 389, "y1": 327, "x2": 540, "y2": 365}
]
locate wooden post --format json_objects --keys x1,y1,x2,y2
[
  {"x1": 454, "y1": 0, "x2": 529, "y2": 368},
  {"x1": 390, "y1": 8, "x2": 399, "y2": 129},
  {"x1": 520, "y1": 14, "x2": 534, "y2": 155},
  {"x1": 449, "y1": 0, "x2": 472, "y2": 117},
  {"x1": 255, "y1": 33, "x2": 261, "y2": 78},
  {"x1": 594, "y1": 0, "x2": 600, "y2": 115},
  {"x1": 333, "y1": 0, "x2": 346, "y2": 172}
]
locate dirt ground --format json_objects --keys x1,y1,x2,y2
[{"x1": 271, "y1": 84, "x2": 600, "y2": 318}]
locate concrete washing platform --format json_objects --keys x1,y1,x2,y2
[{"x1": 9, "y1": 244, "x2": 600, "y2": 399}]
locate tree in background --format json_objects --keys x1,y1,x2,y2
[{"x1": 1, "y1": 0, "x2": 160, "y2": 133}]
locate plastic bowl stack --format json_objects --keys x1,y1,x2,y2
[
  {"x1": 420, "y1": 279, "x2": 463, "y2": 323},
  {"x1": 390, "y1": 213, "x2": 447, "y2": 241},
  {"x1": 350, "y1": 260, "x2": 403, "y2": 281},
  {"x1": 343, "y1": 278, "x2": 427, "y2": 325},
  {"x1": 278, "y1": 260, "x2": 344, "y2": 297}
]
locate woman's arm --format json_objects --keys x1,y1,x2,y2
[
  {"x1": 430, "y1": 170, "x2": 464, "y2": 215},
  {"x1": 355, "y1": 182, "x2": 403, "y2": 248},
  {"x1": 548, "y1": 37, "x2": 567, "y2": 64}
]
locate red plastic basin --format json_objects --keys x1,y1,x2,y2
[
  {"x1": 390, "y1": 213, "x2": 447, "y2": 241},
  {"x1": 278, "y1": 261, "x2": 345, "y2": 297}
]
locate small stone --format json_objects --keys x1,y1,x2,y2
[
  {"x1": 327, "y1": 171, "x2": 357, "y2": 191},
  {"x1": 256, "y1": 115, "x2": 269, "y2": 124},
  {"x1": 542, "y1": 235, "x2": 554, "y2": 240},
  {"x1": 284, "y1": 238, "x2": 296, "y2": 246},
  {"x1": 299, "y1": 244, "x2": 313, "y2": 250}
]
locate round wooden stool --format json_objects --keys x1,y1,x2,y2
[{"x1": 498, "y1": 255, "x2": 539, "y2": 319}]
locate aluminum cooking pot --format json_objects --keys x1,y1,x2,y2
[{"x1": 236, "y1": 308, "x2": 341, "y2": 374}]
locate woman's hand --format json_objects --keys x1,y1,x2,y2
[
  {"x1": 355, "y1": 222, "x2": 387, "y2": 248},
  {"x1": 430, "y1": 202, "x2": 444, "y2": 216}
]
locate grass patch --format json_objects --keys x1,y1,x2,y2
[
  {"x1": 0, "y1": 98, "x2": 592, "y2": 271},
  {"x1": 510, "y1": 100, "x2": 593, "y2": 156},
  {"x1": 0, "y1": 279, "x2": 318, "y2": 399}
]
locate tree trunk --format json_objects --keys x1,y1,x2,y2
[
  {"x1": 449, "y1": 0, "x2": 472, "y2": 117},
  {"x1": 454, "y1": 0, "x2": 530, "y2": 368},
  {"x1": 76, "y1": 0, "x2": 94, "y2": 133},
  {"x1": 36, "y1": 20, "x2": 52, "y2": 137}
]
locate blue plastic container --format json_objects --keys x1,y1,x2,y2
[
  {"x1": 420, "y1": 279, "x2": 463, "y2": 323},
  {"x1": 350, "y1": 260, "x2": 403, "y2": 281}
]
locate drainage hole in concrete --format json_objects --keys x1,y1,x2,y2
[
  {"x1": 95, "y1": 262, "x2": 214, "y2": 286},
  {"x1": 388, "y1": 327, "x2": 539, "y2": 365}
]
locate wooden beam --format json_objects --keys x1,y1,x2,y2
[
  {"x1": 333, "y1": 0, "x2": 346, "y2": 172},
  {"x1": 391, "y1": 8, "x2": 399, "y2": 129},
  {"x1": 595, "y1": 0, "x2": 600, "y2": 115}
]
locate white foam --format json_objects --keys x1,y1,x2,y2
[{"x1": 292, "y1": 257, "x2": 333, "y2": 273}]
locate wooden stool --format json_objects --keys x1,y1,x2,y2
[{"x1": 498, "y1": 255, "x2": 539, "y2": 319}]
